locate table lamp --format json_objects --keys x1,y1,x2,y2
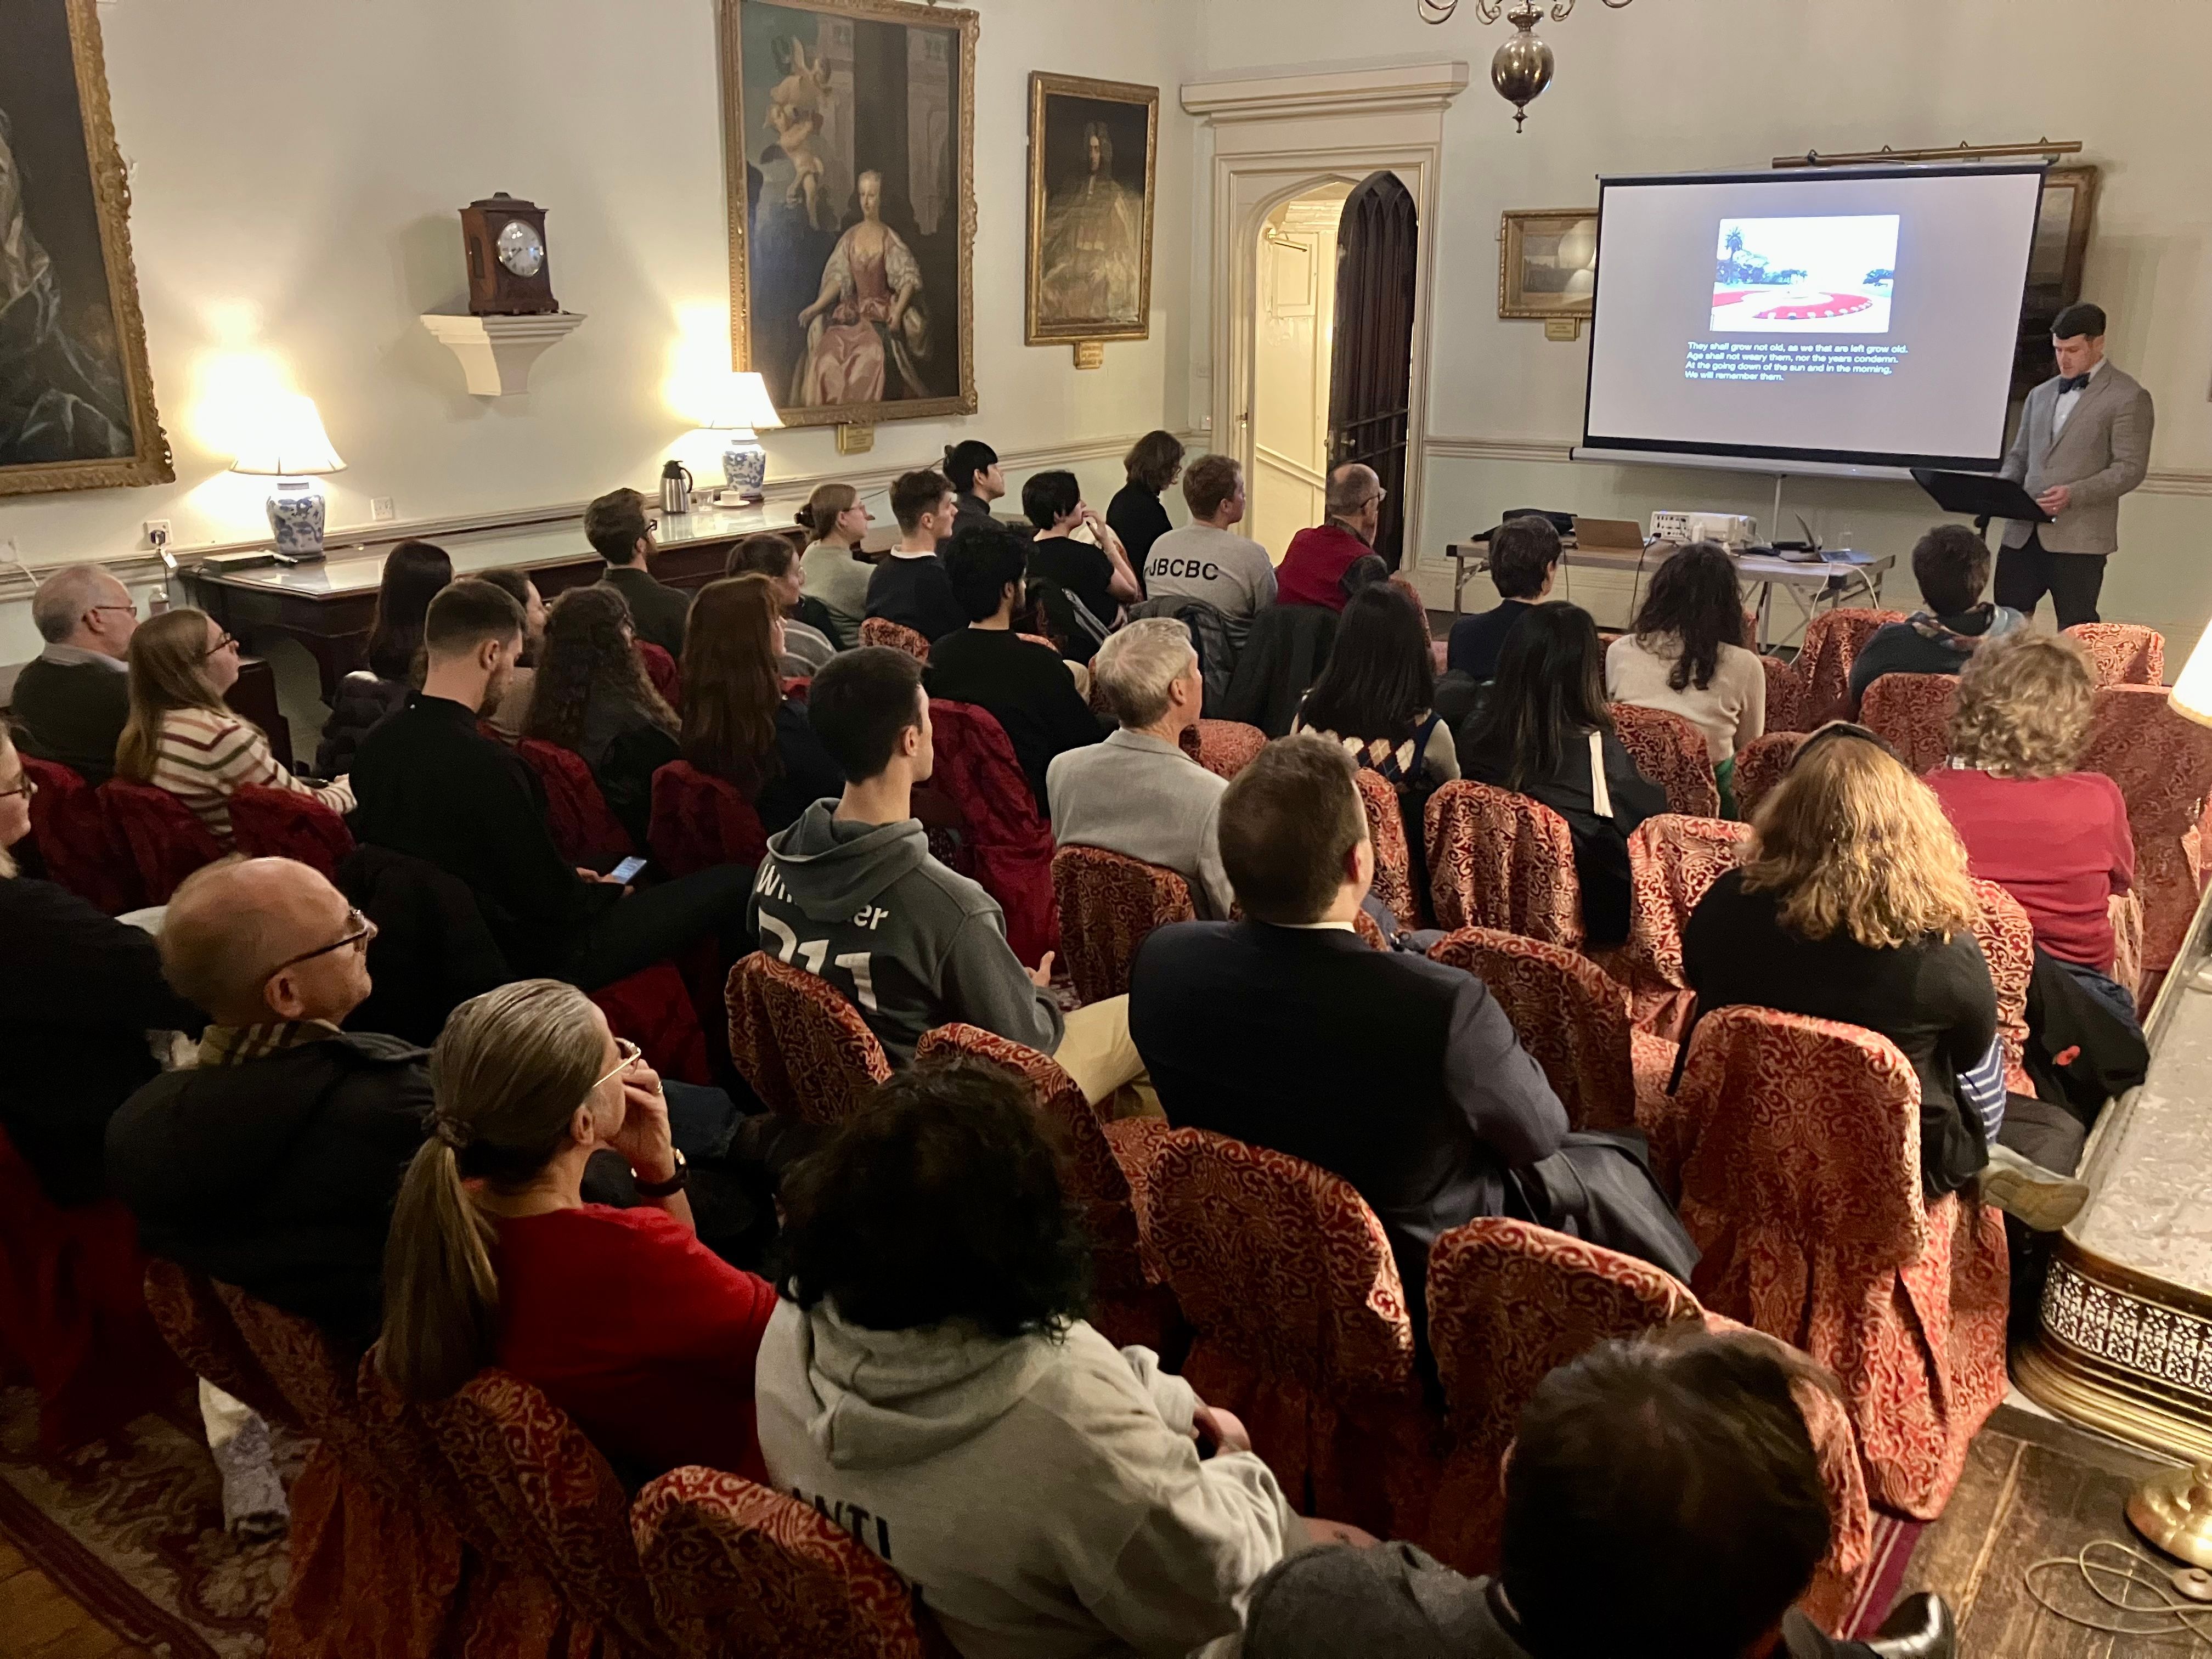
[
  {"x1": 701, "y1": 371, "x2": 782, "y2": 502},
  {"x1": 230, "y1": 393, "x2": 347, "y2": 561},
  {"x1": 2171, "y1": 618, "x2": 2212, "y2": 730}
]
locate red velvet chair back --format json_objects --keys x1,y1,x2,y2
[
  {"x1": 1967, "y1": 877, "x2": 2035, "y2": 1091},
  {"x1": 2066, "y1": 622, "x2": 2164, "y2": 687},
  {"x1": 1049, "y1": 845, "x2": 1194, "y2": 1005},
  {"x1": 591, "y1": 961, "x2": 713, "y2": 1086},
  {"x1": 1731, "y1": 731, "x2": 1808, "y2": 821},
  {"x1": 1427, "y1": 928, "x2": 1639, "y2": 1132},
  {"x1": 1609, "y1": 704, "x2": 1720, "y2": 818},
  {"x1": 1179, "y1": 718, "x2": 1266, "y2": 779},
  {"x1": 1352, "y1": 768, "x2": 1419, "y2": 929},
  {"x1": 229, "y1": 782, "x2": 357, "y2": 881},
  {"x1": 1760, "y1": 653, "x2": 1808, "y2": 733},
  {"x1": 648, "y1": 760, "x2": 770, "y2": 878},
  {"x1": 143, "y1": 1260, "x2": 294, "y2": 1429},
  {"x1": 925, "y1": 700, "x2": 1059, "y2": 966},
  {"x1": 634, "y1": 1468, "x2": 947, "y2": 1659},
  {"x1": 1797, "y1": 607, "x2": 1908, "y2": 726},
  {"x1": 20, "y1": 755, "x2": 142, "y2": 912},
  {"x1": 635, "y1": 640, "x2": 684, "y2": 710},
  {"x1": 726, "y1": 951, "x2": 891, "y2": 1123},
  {"x1": 1859, "y1": 673, "x2": 1958, "y2": 775},
  {"x1": 2081, "y1": 684, "x2": 2212, "y2": 980},
  {"x1": 1613, "y1": 814, "x2": 1750, "y2": 1039},
  {"x1": 517, "y1": 739, "x2": 634, "y2": 868},
  {"x1": 1423, "y1": 780, "x2": 1582, "y2": 945},
  {"x1": 99, "y1": 777, "x2": 225, "y2": 902},
  {"x1": 860, "y1": 618, "x2": 930, "y2": 661}
]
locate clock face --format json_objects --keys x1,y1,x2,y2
[{"x1": 496, "y1": 218, "x2": 545, "y2": 278}]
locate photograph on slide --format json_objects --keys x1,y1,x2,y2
[{"x1": 1709, "y1": 214, "x2": 1899, "y2": 334}]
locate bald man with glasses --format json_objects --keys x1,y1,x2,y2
[{"x1": 14, "y1": 562, "x2": 140, "y2": 782}]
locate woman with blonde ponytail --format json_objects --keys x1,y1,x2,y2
[
  {"x1": 379, "y1": 980, "x2": 776, "y2": 1479},
  {"x1": 795, "y1": 481, "x2": 871, "y2": 646}
]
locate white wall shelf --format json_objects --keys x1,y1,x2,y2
[{"x1": 419, "y1": 312, "x2": 587, "y2": 397}]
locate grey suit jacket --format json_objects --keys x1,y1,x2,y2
[
  {"x1": 1996, "y1": 362, "x2": 2153, "y2": 557},
  {"x1": 1046, "y1": 728, "x2": 1234, "y2": 918}
]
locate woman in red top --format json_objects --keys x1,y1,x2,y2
[
  {"x1": 379, "y1": 980, "x2": 777, "y2": 1481},
  {"x1": 1925, "y1": 629, "x2": 2137, "y2": 1025}
]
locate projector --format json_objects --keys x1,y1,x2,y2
[{"x1": 1689, "y1": 512, "x2": 1759, "y2": 551}]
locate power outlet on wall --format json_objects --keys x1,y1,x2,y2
[
  {"x1": 370, "y1": 497, "x2": 397, "y2": 521},
  {"x1": 143, "y1": 520, "x2": 171, "y2": 549}
]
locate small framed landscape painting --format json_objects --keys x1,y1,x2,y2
[{"x1": 1498, "y1": 208, "x2": 1599, "y2": 322}]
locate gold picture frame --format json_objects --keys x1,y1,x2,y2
[
  {"x1": 1498, "y1": 207, "x2": 1599, "y2": 321},
  {"x1": 0, "y1": 0, "x2": 171, "y2": 496},
  {"x1": 715, "y1": 0, "x2": 978, "y2": 429},
  {"x1": 1024, "y1": 72, "x2": 1158, "y2": 347}
]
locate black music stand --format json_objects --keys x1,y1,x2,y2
[{"x1": 1910, "y1": 468, "x2": 2053, "y2": 527}]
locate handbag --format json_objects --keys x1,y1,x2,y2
[{"x1": 1505, "y1": 1127, "x2": 1701, "y2": 1284}]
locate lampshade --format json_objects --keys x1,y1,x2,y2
[
  {"x1": 2171, "y1": 618, "x2": 2212, "y2": 729},
  {"x1": 699, "y1": 370, "x2": 784, "y2": 433},
  {"x1": 230, "y1": 393, "x2": 346, "y2": 476}
]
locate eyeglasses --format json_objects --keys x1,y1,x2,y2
[
  {"x1": 263, "y1": 907, "x2": 377, "y2": 980},
  {"x1": 89, "y1": 602, "x2": 138, "y2": 620},
  {"x1": 591, "y1": 1037, "x2": 644, "y2": 1091},
  {"x1": 0, "y1": 773, "x2": 35, "y2": 802},
  {"x1": 202, "y1": 633, "x2": 241, "y2": 659}
]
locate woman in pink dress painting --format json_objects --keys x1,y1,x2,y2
[{"x1": 792, "y1": 170, "x2": 930, "y2": 407}]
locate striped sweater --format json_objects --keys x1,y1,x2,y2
[{"x1": 144, "y1": 707, "x2": 356, "y2": 847}]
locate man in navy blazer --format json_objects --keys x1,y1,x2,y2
[{"x1": 1129, "y1": 733, "x2": 1566, "y2": 1330}]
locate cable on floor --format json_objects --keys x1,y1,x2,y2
[{"x1": 2022, "y1": 1538, "x2": 2212, "y2": 1646}]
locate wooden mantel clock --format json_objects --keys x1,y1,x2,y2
[{"x1": 460, "y1": 194, "x2": 557, "y2": 316}]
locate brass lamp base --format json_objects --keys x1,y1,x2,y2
[{"x1": 2129, "y1": 1459, "x2": 2212, "y2": 1567}]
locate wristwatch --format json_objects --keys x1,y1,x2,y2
[{"x1": 631, "y1": 1147, "x2": 689, "y2": 1199}]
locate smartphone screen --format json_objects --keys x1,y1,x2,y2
[{"x1": 608, "y1": 855, "x2": 648, "y2": 884}]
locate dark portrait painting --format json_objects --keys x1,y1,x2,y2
[
  {"x1": 718, "y1": 0, "x2": 976, "y2": 428},
  {"x1": 0, "y1": 0, "x2": 168, "y2": 495},
  {"x1": 1026, "y1": 74, "x2": 1156, "y2": 346}
]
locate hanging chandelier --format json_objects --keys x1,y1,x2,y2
[{"x1": 1417, "y1": 0, "x2": 1635, "y2": 132}]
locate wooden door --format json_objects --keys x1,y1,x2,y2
[{"x1": 1327, "y1": 172, "x2": 1419, "y2": 569}]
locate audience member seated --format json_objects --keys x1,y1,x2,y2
[
  {"x1": 1605, "y1": 539, "x2": 1767, "y2": 812},
  {"x1": 752, "y1": 648, "x2": 1144, "y2": 1105},
  {"x1": 351, "y1": 580, "x2": 755, "y2": 989},
  {"x1": 795, "y1": 481, "x2": 876, "y2": 648},
  {"x1": 758, "y1": 1061, "x2": 1358, "y2": 1659},
  {"x1": 681, "y1": 575, "x2": 845, "y2": 834},
  {"x1": 1048, "y1": 618, "x2": 1233, "y2": 918},
  {"x1": 316, "y1": 540, "x2": 452, "y2": 776},
  {"x1": 588, "y1": 485, "x2": 691, "y2": 657},
  {"x1": 1023, "y1": 467, "x2": 1141, "y2": 636},
  {"x1": 1847, "y1": 524, "x2": 2025, "y2": 713},
  {"x1": 867, "y1": 469, "x2": 968, "y2": 643},
  {"x1": 522, "y1": 584, "x2": 681, "y2": 849},
  {"x1": 13, "y1": 562, "x2": 138, "y2": 782},
  {"x1": 1107, "y1": 427, "x2": 1185, "y2": 577},
  {"x1": 1245, "y1": 1328, "x2": 1953, "y2": 1659},
  {"x1": 1446, "y1": 515, "x2": 1558, "y2": 684},
  {"x1": 1143, "y1": 452, "x2": 1277, "y2": 654},
  {"x1": 117, "y1": 607, "x2": 354, "y2": 847},
  {"x1": 476, "y1": 566, "x2": 548, "y2": 738},
  {"x1": 1130, "y1": 735, "x2": 1566, "y2": 1325},
  {"x1": 924, "y1": 522, "x2": 1103, "y2": 816},
  {"x1": 0, "y1": 725, "x2": 202, "y2": 1206},
  {"x1": 1929, "y1": 630, "x2": 2139, "y2": 1029},
  {"x1": 379, "y1": 980, "x2": 775, "y2": 1481},
  {"x1": 105, "y1": 857, "x2": 430, "y2": 1347},
  {"x1": 1274, "y1": 463, "x2": 1384, "y2": 613},
  {"x1": 726, "y1": 532, "x2": 839, "y2": 676},
  {"x1": 1683, "y1": 726, "x2": 2087, "y2": 1228},
  {"x1": 1294, "y1": 582, "x2": 1459, "y2": 794},
  {"x1": 943, "y1": 439, "x2": 1008, "y2": 540},
  {"x1": 1457, "y1": 603, "x2": 1667, "y2": 947}
]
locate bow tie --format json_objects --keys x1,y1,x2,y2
[{"x1": 2058, "y1": 373, "x2": 2093, "y2": 394}]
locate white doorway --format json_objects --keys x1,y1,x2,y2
[{"x1": 1249, "y1": 182, "x2": 1351, "y2": 561}]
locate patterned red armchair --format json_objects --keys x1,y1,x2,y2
[
  {"x1": 1146, "y1": 1128, "x2": 1431, "y2": 1536},
  {"x1": 2066, "y1": 622, "x2": 2164, "y2": 687},
  {"x1": 1179, "y1": 718, "x2": 1267, "y2": 780},
  {"x1": 2083, "y1": 684, "x2": 2212, "y2": 982},
  {"x1": 1671, "y1": 1007, "x2": 2009, "y2": 1518},
  {"x1": 1796, "y1": 608, "x2": 1908, "y2": 727},
  {"x1": 1610, "y1": 704, "x2": 1720, "y2": 819},
  {"x1": 1761, "y1": 653, "x2": 1808, "y2": 734},
  {"x1": 1859, "y1": 673, "x2": 1957, "y2": 775},
  {"x1": 634, "y1": 1467, "x2": 949, "y2": 1659},
  {"x1": 727, "y1": 951, "x2": 891, "y2": 1123},
  {"x1": 1967, "y1": 878, "x2": 2035, "y2": 1092},
  {"x1": 1732, "y1": 731, "x2": 1808, "y2": 821},
  {"x1": 230, "y1": 782, "x2": 358, "y2": 880},
  {"x1": 649, "y1": 760, "x2": 770, "y2": 878},
  {"x1": 1352, "y1": 768, "x2": 1420, "y2": 929},
  {"x1": 1050, "y1": 845, "x2": 1195, "y2": 1005},
  {"x1": 636, "y1": 640, "x2": 684, "y2": 710},
  {"x1": 917, "y1": 1025, "x2": 1178, "y2": 1353},
  {"x1": 517, "y1": 739, "x2": 635, "y2": 868},
  {"x1": 1426, "y1": 928, "x2": 1674, "y2": 1134},
  {"x1": 1608, "y1": 814, "x2": 1750, "y2": 1041},
  {"x1": 143, "y1": 1259, "x2": 292, "y2": 1428},
  {"x1": 861, "y1": 617, "x2": 932, "y2": 662},
  {"x1": 926, "y1": 701, "x2": 1059, "y2": 967},
  {"x1": 20, "y1": 755, "x2": 142, "y2": 912},
  {"x1": 1423, "y1": 780, "x2": 1582, "y2": 946},
  {"x1": 99, "y1": 777, "x2": 225, "y2": 902},
  {"x1": 592, "y1": 961, "x2": 713, "y2": 1086}
]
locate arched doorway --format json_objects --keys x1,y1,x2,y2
[
  {"x1": 1328, "y1": 172, "x2": 1418, "y2": 571},
  {"x1": 1248, "y1": 180, "x2": 1353, "y2": 562}
]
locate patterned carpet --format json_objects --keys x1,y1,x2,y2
[{"x1": 0, "y1": 1387, "x2": 291, "y2": 1658}]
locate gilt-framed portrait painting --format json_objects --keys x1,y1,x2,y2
[
  {"x1": 2012, "y1": 164, "x2": 2100, "y2": 403},
  {"x1": 0, "y1": 0, "x2": 169, "y2": 496},
  {"x1": 1498, "y1": 208, "x2": 1599, "y2": 321},
  {"x1": 1025, "y1": 73, "x2": 1157, "y2": 346},
  {"x1": 716, "y1": 0, "x2": 977, "y2": 428}
]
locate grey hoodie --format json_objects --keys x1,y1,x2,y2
[
  {"x1": 755, "y1": 1300, "x2": 1301, "y2": 1659},
  {"x1": 746, "y1": 802, "x2": 1063, "y2": 1064}
]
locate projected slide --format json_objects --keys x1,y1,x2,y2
[{"x1": 1709, "y1": 215, "x2": 1899, "y2": 334}]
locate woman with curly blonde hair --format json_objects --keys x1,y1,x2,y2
[
  {"x1": 1928, "y1": 629, "x2": 2137, "y2": 1026},
  {"x1": 1683, "y1": 726, "x2": 2087, "y2": 1228}
]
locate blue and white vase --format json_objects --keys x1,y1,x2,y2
[
  {"x1": 722, "y1": 435, "x2": 768, "y2": 500},
  {"x1": 267, "y1": 478, "x2": 328, "y2": 559}
]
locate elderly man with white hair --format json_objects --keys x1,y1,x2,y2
[
  {"x1": 1047, "y1": 618, "x2": 1234, "y2": 917},
  {"x1": 13, "y1": 562, "x2": 139, "y2": 781}
]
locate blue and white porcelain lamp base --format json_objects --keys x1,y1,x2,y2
[
  {"x1": 722, "y1": 431, "x2": 768, "y2": 503},
  {"x1": 266, "y1": 477, "x2": 329, "y2": 561}
]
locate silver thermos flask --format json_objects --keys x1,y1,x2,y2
[{"x1": 659, "y1": 460, "x2": 693, "y2": 516}]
